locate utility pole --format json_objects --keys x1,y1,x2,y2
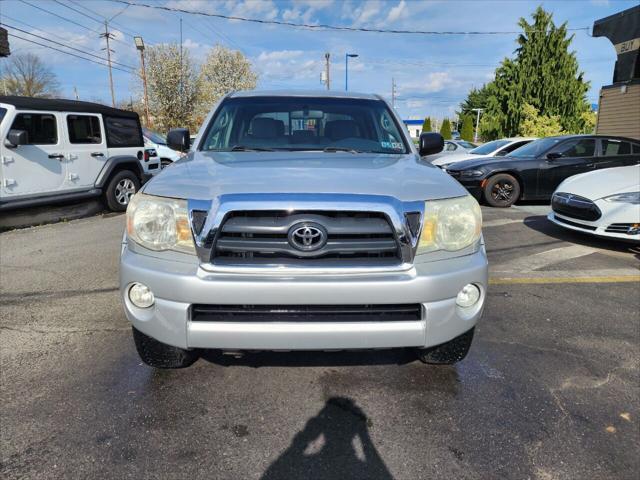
[
  {"x1": 324, "y1": 53, "x2": 330, "y2": 90},
  {"x1": 345, "y1": 53, "x2": 358, "y2": 91},
  {"x1": 391, "y1": 77, "x2": 397, "y2": 108},
  {"x1": 472, "y1": 108, "x2": 484, "y2": 142},
  {"x1": 100, "y1": 20, "x2": 116, "y2": 107},
  {"x1": 134, "y1": 36, "x2": 151, "y2": 126},
  {"x1": 73, "y1": 86, "x2": 79, "y2": 100}
]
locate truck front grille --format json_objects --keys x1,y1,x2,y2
[
  {"x1": 191, "y1": 304, "x2": 422, "y2": 322},
  {"x1": 212, "y1": 211, "x2": 401, "y2": 265}
]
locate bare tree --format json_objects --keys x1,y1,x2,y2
[{"x1": 1, "y1": 53, "x2": 60, "y2": 97}]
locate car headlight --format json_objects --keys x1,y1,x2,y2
[
  {"x1": 417, "y1": 195, "x2": 482, "y2": 254},
  {"x1": 603, "y1": 192, "x2": 640, "y2": 205},
  {"x1": 126, "y1": 193, "x2": 195, "y2": 254},
  {"x1": 460, "y1": 170, "x2": 484, "y2": 178}
]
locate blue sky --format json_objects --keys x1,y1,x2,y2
[{"x1": 1, "y1": 0, "x2": 636, "y2": 122}]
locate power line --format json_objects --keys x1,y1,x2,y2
[
  {"x1": 7, "y1": 32, "x2": 138, "y2": 75},
  {"x1": 1, "y1": 23, "x2": 137, "y2": 71},
  {"x1": 19, "y1": 0, "x2": 101, "y2": 33},
  {"x1": 65, "y1": 0, "x2": 141, "y2": 39},
  {"x1": 52, "y1": 0, "x2": 103, "y2": 24},
  {"x1": 107, "y1": 0, "x2": 591, "y2": 36}
]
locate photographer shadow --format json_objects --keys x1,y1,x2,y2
[{"x1": 261, "y1": 397, "x2": 394, "y2": 480}]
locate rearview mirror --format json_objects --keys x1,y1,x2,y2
[
  {"x1": 167, "y1": 128, "x2": 190, "y2": 153},
  {"x1": 546, "y1": 152, "x2": 563, "y2": 160},
  {"x1": 5, "y1": 129, "x2": 29, "y2": 148},
  {"x1": 419, "y1": 132, "x2": 444, "y2": 157}
]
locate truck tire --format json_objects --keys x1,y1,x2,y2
[
  {"x1": 417, "y1": 328, "x2": 475, "y2": 365},
  {"x1": 483, "y1": 173, "x2": 520, "y2": 207},
  {"x1": 132, "y1": 327, "x2": 198, "y2": 369},
  {"x1": 104, "y1": 170, "x2": 140, "y2": 212}
]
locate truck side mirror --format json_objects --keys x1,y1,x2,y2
[
  {"x1": 6, "y1": 129, "x2": 29, "y2": 148},
  {"x1": 167, "y1": 128, "x2": 191, "y2": 153},
  {"x1": 419, "y1": 132, "x2": 444, "y2": 157}
]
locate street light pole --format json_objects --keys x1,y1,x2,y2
[
  {"x1": 134, "y1": 36, "x2": 151, "y2": 127},
  {"x1": 345, "y1": 53, "x2": 358, "y2": 91},
  {"x1": 472, "y1": 108, "x2": 484, "y2": 143},
  {"x1": 324, "y1": 53, "x2": 331, "y2": 90}
]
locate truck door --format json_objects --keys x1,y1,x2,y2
[
  {"x1": 64, "y1": 113, "x2": 108, "y2": 188},
  {"x1": 2, "y1": 111, "x2": 66, "y2": 197},
  {"x1": 540, "y1": 138, "x2": 597, "y2": 196}
]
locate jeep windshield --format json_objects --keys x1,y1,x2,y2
[{"x1": 200, "y1": 96, "x2": 409, "y2": 154}]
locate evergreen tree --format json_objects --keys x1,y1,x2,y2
[
  {"x1": 478, "y1": 6, "x2": 590, "y2": 139},
  {"x1": 459, "y1": 85, "x2": 490, "y2": 120},
  {"x1": 460, "y1": 115, "x2": 474, "y2": 142},
  {"x1": 422, "y1": 117, "x2": 432, "y2": 133},
  {"x1": 439, "y1": 119, "x2": 452, "y2": 140}
]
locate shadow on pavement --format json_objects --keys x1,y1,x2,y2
[
  {"x1": 523, "y1": 214, "x2": 640, "y2": 257},
  {"x1": 261, "y1": 397, "x2": 394, "y2": 480},
  {"x1": 198, "y1": 348, "x2": 418, "y2": 368}
]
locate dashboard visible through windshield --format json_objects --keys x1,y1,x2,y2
[{"x1": 200, "y1": 96, "x2": 409, "y2": 154}]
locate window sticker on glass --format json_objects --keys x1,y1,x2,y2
[{"x1": 380, "y1": 141, "x2": 404, "y2": 150}]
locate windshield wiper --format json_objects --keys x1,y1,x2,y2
[
  {"x1": 229, "y1": 145, "x2": 274, "y2": 152},
  {"x1": 322, "y1": 147, "x2": 363, "y2": 154}
]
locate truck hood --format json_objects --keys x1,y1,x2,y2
[
  {"x1": 555, "y1": 165, "x2": 640, "y2": 200},
  {"x1": 143, "y1": 151, "x2": 468, "y2": 202}
]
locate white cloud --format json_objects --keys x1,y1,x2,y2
[
  {"x1": 386, "y1": 0, "x2": 409, "y2": 23},
  {"x1": 257, "y1": 50, "x2": 305, "y2": 62},
  {"x1": 253, "y1": 49, "x2": 323, "y2": 82},
  {"x1": 228, "y1": 0, "x2": 279, "y2": 21}
]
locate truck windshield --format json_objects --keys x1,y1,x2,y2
[{"x1": 200, "y1": 96, "x2": 408, "y2": 154}]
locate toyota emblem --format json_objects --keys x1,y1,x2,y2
[{"x1": 288, "y1": 223, "x2": 327, "y2": 251}]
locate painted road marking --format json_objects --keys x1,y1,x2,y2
[
  {"x1": 493, "y1": 245, "x2": 597, "y2": 273},
  {"x1": 482, "y1": 219, "x2": 523, "y2": 228},
  {"x1": 490, "y1": 275, "x2": 640, "y2": 285}
]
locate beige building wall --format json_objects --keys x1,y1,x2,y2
[{"x1": 596, "y1": 83, "x2": 640, "y2": 140}]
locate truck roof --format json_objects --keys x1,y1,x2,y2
[
  {"x1": 228, "y1": 90, "x2": 382, "y2": 101},
  {"x1": 0, "y1": 95, "x2": 140, "y2": 119}
]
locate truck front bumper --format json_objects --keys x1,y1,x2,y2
[{"x1": 120, "y1": 246, "x2": 488, "y2": 351}]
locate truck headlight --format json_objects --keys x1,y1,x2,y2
[
  {"x1": 603, "y1": 192, "x2": 640, "y2": 205},
  {"x1": 126, "y1": 193, "x2": 195, "y2": 254},
  {"x1": 417, "y1": 195, "x2": 482, "y2": 254}
]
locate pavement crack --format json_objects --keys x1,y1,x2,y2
[{"x1": 0, "y1": 287, "x2": 119, "y2": 305}]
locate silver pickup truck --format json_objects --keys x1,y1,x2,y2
[{"x1": 120, "y1": 91, "x2": 487, "y2": 368}]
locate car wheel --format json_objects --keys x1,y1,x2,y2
[
  {"x1": 132, "y1": 327, "x2": 198, "y2": 369},
  {"x1": 160, "y1": 158, "x2": 172, "y2": 169},
  {"x1": 104, "y1": 170, "x2": 140, "y2": 212},
  {"x1": 417, "y1": 328, "x2": 475, "y2": 365},
  {"x1": 483, "y1": 173, "x2": 520, "y2": 207}
]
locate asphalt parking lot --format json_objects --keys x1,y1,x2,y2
[{"x1": 1, "y1": 205, "x2": 639, "y2": 479}]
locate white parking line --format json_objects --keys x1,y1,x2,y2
[
  {"x1": 493, "y1": 244, "x2": 598, "y2": 273},
  {"x1": 482, "y1": 218, "x2": 523, "y2": 228}
]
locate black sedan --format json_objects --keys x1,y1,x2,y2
[{"x1": 443, "y1": 135, "x2": 640, "y2": 207}]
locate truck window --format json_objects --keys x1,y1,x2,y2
[
  {"x1": 104, "y1": 116, "x2": 143, "y2": 148},
  {"x1": 10, "y1": 113, "x2": 58, "y2": 145},
  {"x1": 67, "y1": 115, "x2": 102, "y2": 144}
]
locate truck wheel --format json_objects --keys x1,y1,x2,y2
[
  {"x1": 417, "y1": 328, "x2": 475, "y2": 365},
  {"x1": 132, "y1": 327, "x2": 198, "y2": 369},
  {"x1": 104, "y1": 170, "x2": 140, "y2": 211},
  {"x1": 483, "y1": 173, "x2": 520, "y2": 207}
]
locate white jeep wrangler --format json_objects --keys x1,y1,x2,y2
[{"x1": 0, "y1": 96, "x2": 158, "y2": 212}]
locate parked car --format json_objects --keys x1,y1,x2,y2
[
  {"x1": 0, "y1": 96, "x2": 151, "y2": 211},
  {"x1": 444, "y1": 135, "x2": 640, "y2": 207},
  {"x1": 424, "y1": 139, "x2": 477, "y2": 161},
  {"x1": 142, "y1": 127, "x2": 182, "y2": 168},
  {"x1": 143, "y1": 147, "x2": 161, "y2": 176},
  {"x1": 451, "y1": 130, "x2": 461, "y2": 140},
  {"x1": 121, "y1": 90, "x2": 487, "y2": 368},
  {"x1": 431, "y1": 137, "x2": 536, "y2": 167},
  {"x1": 548, "y1": 164, "x2": 639, "y2": 242}
]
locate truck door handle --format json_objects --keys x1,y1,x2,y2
[
  {"x1": 48, "y1": 153, "x2": 64, "y2": 160},
  {"x1": 91, "y1": 152, "x2": 105, "y2": 157}
]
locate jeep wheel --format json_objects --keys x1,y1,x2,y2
[
  {"x1": 417, "y1": 328, "x2": 475, "y2": 365},
  {"x1": 483, "y1": 173, "x2": 520, "y2": 207},
  {"x1": 132, "y1": 327, "x2": 198, "y2": 369},
  {"x1": 104, "y1": 170, "x2": 140, "y2": 211}
]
